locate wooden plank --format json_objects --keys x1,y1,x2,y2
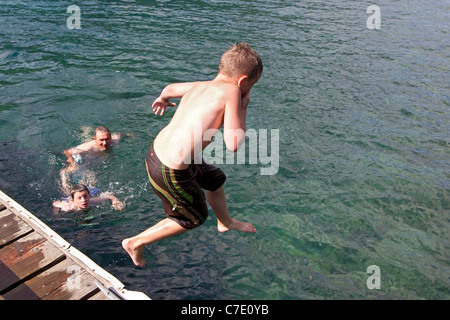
[
  {"x1": 0, "y1": 191, "x2": 150, "y2": 300},
  {"x1": 0, "y1": 208, "x2": 33, "y2": 248},
  {"x1": 2, "y1": 258, "x2": 101, "y2": 300},
  {"x1": 0, "y1": 231, "x2": 65, "y2": 292}
]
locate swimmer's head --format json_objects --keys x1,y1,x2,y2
[
  {"x1": 94, "y1": 126, "x2": 112, "y2": 151},
  {"x1": 71, "y1": 184, "x2": 91, "y2": 209}
]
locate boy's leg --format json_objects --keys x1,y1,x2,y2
[
  {"x1": 122, "y1": 218, "x2": 187, "y2": 267},
  {"x1": 205, "y1": 185, "x2": 257, "y2": 233}
]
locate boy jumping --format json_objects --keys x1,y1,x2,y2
[{"x1": 122, "y1": 43, "x2": 262, "y2": 267}]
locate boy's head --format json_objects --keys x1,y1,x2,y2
[
  {"x1": 94, "y1": 126, "x2": 112, "y2": 150},
  {"x1": 219, "y1": 43, "x2": 263, "y2": 92},
  {"x1": 71, "y1": 184, "x2": 90, "y2": 209}
]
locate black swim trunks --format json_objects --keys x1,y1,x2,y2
[{"x1": 146, "y1": 143, "x2": 226, "y2": 229}]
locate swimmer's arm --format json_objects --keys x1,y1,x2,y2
[
  {"x1": 63, "y1": 141, "x2": 92, "y2": 168},
  {"x1": 52, "y1": 201, "x2": 61, "y2": 214},
  {"x1": 63, "y1": 149, "x2": 76, "y2": 167},
  {"x1": 67, "y1": 141, "x2": 95, "y2": 154},
  {"x1": 152, "y1": 82, "x2": 201, "y2": 116},
  {"x1": 111, "y1": 132, "x2": 135, "y2": 141},
  {"x1": 91, "y1": 193, "x2": 125, "y2": 211},
  {"x1": 52, "y1": 201, "x2": 71, "y2": 214},
  {"x1": 62, "y1": 149, "x2": 80, "y2": 172}
]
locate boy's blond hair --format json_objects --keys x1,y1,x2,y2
[{"x1": 218, "y1": 43, "x2": 263, "y2": 81}]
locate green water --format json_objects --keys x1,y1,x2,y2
[{"x1": 0, "y1": 0, "x2": 449, "y2": 299}]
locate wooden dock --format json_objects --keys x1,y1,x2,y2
[{"x1": 0, "y1": 190, "x2": 150, "y2": 300}]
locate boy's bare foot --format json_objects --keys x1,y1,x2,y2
[
  {"x1": 218, "y1": 218, "x2": 257, "y2": 233},
  {"x1": 122, "y1": 238, "x2": 146, "y2": 268}
]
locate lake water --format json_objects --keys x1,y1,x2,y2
[{"x1": 0, "y1": 0, "x2": 448, "y2": 299}]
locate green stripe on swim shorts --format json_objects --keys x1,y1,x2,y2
[
  {"x1": 169, "y1": 168, "x2": 194, "y2": 203},
  {"x1": 146, "y1": 162, "x2": 177, "y2": 208},
  {"x1": 160, "y1": 164, "x2": 205, "y2": 224},
  {"x1": 146, "y1": 161, "x2": 202, "y2": 225}
]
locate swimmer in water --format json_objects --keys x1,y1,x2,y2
[
  {"x1": 62, "y1": 126, "x2": 134, "y2": 173},
  {"x1": 53, "y1": 184, "x2": 125, "y2": 213}
]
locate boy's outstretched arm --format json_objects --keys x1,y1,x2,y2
[
  {"x1": 152, "y1": 82, "x2": 199, "y2": 116},
  {"x1": 52, "y1": 200, "x2": 70, "y2": 213},
  {"x1": 90, "y1": 193, "x2": 125, "y2": 210},
  {"x1": 63, "y1": 149, "x2": 77, "y2": 170}
]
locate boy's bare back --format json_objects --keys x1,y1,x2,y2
[{"x1": 153, "y1": 79, "x2": 246, "y2": 169}]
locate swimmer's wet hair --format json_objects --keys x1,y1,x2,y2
[
  {"x1": 71, "y1": 184, "x2": 90, "y2": 199},
  {"x1": 218, "y1": 42, "x2": 263, "y2": 81},
  {"x1": 95, "y1": 125, "x2": 111, "y2": 137}
]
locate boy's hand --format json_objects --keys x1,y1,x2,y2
[
  {"x1": 152, "y1": 96, "x2": 176, "y2": 116},
  {"x1": 112, "y1": 199, "x2": 125, "y2": 211}
]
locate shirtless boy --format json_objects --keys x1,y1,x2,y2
[
  {"x1": 53, "y1": 184, "x2": 124, "y2": 213},
  {"x1": 122, "y1": 43, "x2": 263, "y2": 267}
]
